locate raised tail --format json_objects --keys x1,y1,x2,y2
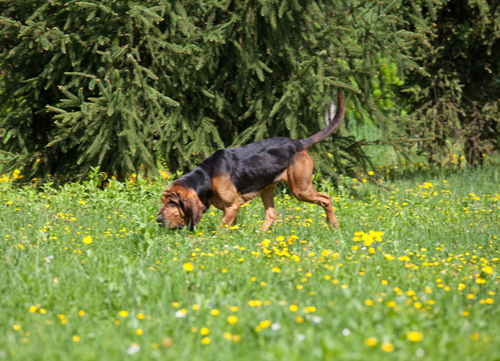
[{"x1": 300, "y1": 88, "x2": 345, "y2": 150}]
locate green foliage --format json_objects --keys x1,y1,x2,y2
[
  {"x1": 399, "y1": 0, "x2": 500, "y2": 167},
  {"x1": 1, "y1": 0, "x2": 433, "y2": 181}
]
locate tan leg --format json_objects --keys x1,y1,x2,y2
[
  {"x1": 286, "y1": 151, "x2": 339, "y2": 228},
  {"x1": 260, "y1": 186, "x2": 277, "y2": 231},
  {"x1": 220, "y1": 202, "x2": 240, "y2": 227},
  {"x1": 209, "y1": 175, "x2": 241, "y2": 228}
]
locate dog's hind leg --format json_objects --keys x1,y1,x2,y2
[
  {"x1": 286, "y1": 151, "x2": 339, "y2": 228},
  {"x1": 260, "y1": 186, "x2": 277, "y2": 231}
]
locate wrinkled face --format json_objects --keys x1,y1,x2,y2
[{"x1": 156, "y1": 191, "x2": 188, "y2": 230}]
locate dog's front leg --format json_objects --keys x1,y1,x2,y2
[{"x1": 219, "y1": 203, "x2": 240, "y2": 227}]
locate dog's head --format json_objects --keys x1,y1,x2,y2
[{"x1": 156, "y1": 185, "x2": 206, "y2": 231}]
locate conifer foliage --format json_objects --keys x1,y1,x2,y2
[
  {"x1": 400, "y1": 0, "x2": 500, "y2": 167},
  {"x1": 1, "y1": 0, "x2": 432, "y2": 181}
]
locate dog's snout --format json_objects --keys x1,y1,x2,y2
[{"x1": 156, "y1": 214, "x2": 164, "y2": 225}]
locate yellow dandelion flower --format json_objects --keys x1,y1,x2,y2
[
  {"x1": 364, "y1": 337, "x2": 377, "y2": 346},
  {"x1": 119, "y1": 310, "x2": 128, "y2": 317},
  {"x1": 83, "y1": 236, "x2": 92, "y2": 244},
  {"x1": 227, "y1": 316, "x2": 238, "y2": 324},
  {"x1": 381, "y1": 342, "x2": 394, "y2": 352},
  {"x1": 135, "y1": 329, "x2": 143, "y2": 335},
  {"x1": 211, "y1": 309, "x2": 219, "y2": 316},
  {"x1": 482, "y1": 266, "x2": 493, "y2": 275},
  {"x1": 289, "y1": 305, "x2": 298, "y2": 312},
  {"x1": 29, "y1": 306, "x2": 37, "y2": 313},
  {"x1": 183, "y1": 262, "x2": 194, "y2": 271},
  {"x1": 271, "y1": 267, "x2": 280, "y2": 273},
  {"x1": 72, "y1": 336, "x2": 80, "y2": 342},
  {"x1": 407, "y1": 331, "x2": 423, "y2": 342},
  {"x1": 201, "y1": 337, "x2": 210, "y2": 345},
  {"x1": 200, "y1": 328, "x2": 209, "y2": 335}
]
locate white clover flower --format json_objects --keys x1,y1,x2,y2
[
  {"x1": 312, "y1": 316, "x2": 322, "y2": 325},
  {"x1": 174, "y1": 310, "x2": 186, "y2": 318},
  {"x1": 127, "y1": 343, "x2": 140, "y2": 355}
]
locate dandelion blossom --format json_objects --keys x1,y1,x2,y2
[
  {"x1": 381, "y1": 342, "x2": 394, "y2": 352},
  {"x1": 407, "y1": 331, "x2": 423, "y2": 342},
  {"x1": 364, "y1": 337, "x2": 377, "y2": 346}
]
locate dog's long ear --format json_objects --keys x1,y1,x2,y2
[{"x1": 181, "y1": 196, "x2": 206, "y2": 231}]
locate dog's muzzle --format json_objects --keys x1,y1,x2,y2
[{"x1": 156, "y1": 215, "x2": 184, "y2": 230}]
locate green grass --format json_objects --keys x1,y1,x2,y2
[{"x1": 1, "y1": 167, "x2": 499, "y2": 360}]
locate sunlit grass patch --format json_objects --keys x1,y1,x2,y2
[{"x1": 0, "y1": 167, "x2": 499, "y2": 360}]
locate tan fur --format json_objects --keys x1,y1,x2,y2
[
  {"x1": 205, "y1": 151, "x2": 337, "y2": 231},
  {"x1": 156, "y1": 183, "x2": 205, "y2": 230},
  {"x1": 158, "y1": 88, "x2": 344, "y2": 232},
  {"x1": 158, "y1": 150, "x2": 338, "y2": 231}
]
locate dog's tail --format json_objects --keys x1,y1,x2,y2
[{"x1": 300, "y1": 88, "x2": 345, "y2": 150}]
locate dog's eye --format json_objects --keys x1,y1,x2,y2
[{"x1": 168, "y1": 201, "x2": 177, "y2": 207}]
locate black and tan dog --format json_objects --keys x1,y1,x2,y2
[{"x1": 157, "y1": 89, "x2": 345, "y2": 231}]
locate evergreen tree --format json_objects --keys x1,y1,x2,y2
[
  {"x1": 399, "y1": 0, "x2": 500, "y2": 167},
  {"x1": 1, "y1": 0, "x2": 433, "y2": 181}
]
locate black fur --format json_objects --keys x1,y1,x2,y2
[
  {"x1": 177, "y1": 137, "x2": 304, "y2": 206},
  {"x1": 174, "y1": 88, "x2": 345, "y2": 208}
]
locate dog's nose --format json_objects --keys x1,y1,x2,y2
[{"x1": 156, "y1": 215, "x2": 164, "y2": 225}]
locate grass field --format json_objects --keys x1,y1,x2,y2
[{"x1": 1, "y1": 166, "x2": 499, "y2": 360}]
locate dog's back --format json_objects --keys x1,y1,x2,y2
[{"x1": 198, "y1": 137, "x2": 304, "y2": 194}]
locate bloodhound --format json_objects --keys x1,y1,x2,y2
[{"x1": 156, "y1": 88, "x2": 345, "y2": 231}]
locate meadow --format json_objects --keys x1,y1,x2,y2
[{"x1": 1, "y1": 165, "x2": 499, "y2": 361}]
